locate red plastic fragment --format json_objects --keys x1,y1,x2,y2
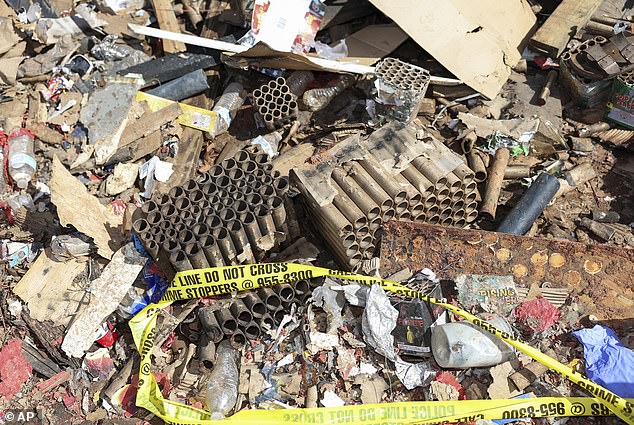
[
  {"x1": 515, "y1": 297, "x2": 560, "y2": 331},
  {"x1": 0, "y1": 339, "x2": 33, "y2": 400}
]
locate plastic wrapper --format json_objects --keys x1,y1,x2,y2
[
  {"x1": 314, "y1": 40, "x2": 348, "y2": 60},
  {"x1": 371, "y1": 58, "x2": 431, "y2": 126},
  {"x1": 209, "y1": 82, "x2": 247, "y2": 138}
]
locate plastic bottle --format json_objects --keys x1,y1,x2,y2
[
  {"x1": 208, "y1": 82, "x2": 247, "y2": 139},
  {"x1": 7, "y1": 129, "x2": 36, "y2": 189},
  {"x1": 206, "y1": 340, "x2": 241, "y2": 419},
  {"x1": 431, "y1": 315, "x2": 515, "y2": 368},
  {"x1": 302, "y1": 75, "x2": 354, "y2": 111}
]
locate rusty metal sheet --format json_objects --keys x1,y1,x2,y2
[{"x1": 380, "y1": 221, "x2": 634, "y2": 320}]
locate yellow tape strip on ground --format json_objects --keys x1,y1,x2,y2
[{"x1": 129, "y1": 263, "x2": 634, "y2": 424}]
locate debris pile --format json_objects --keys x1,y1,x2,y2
[{"x1": 0, "y1": 0, "x2": 633, "y2": 424}]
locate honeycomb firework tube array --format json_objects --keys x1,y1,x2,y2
[{"x1": 133, "y1": 147, "x2": 292, "y2": 279}]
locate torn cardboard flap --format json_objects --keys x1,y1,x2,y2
[
  {"x1": 12, "y1": 249, "x2": 87, "y2": 328},
  {"x1": 368, "y1": 0, "x2": 536, "y2": 99},
  {"x1": 50, "y1": 156, "x2": 124, "y2": 259}
]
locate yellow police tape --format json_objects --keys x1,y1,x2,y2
[{"x1": 129, "y1": 262, "x2": 634, "y2": 424}]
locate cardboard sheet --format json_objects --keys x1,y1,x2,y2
[
  {"x1": 344, "y1": 24, "x2": 409, "y2": 66},
  {"x1": 368, "y1": 0, "x2": 536, "y2": 99}
]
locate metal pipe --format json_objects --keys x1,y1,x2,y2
[
  {"x1": 222, "y1": 158, "x2": 238, "y2": 170},
  {"x1": 160, "y1": 220, "x2": 174, "y2": 232},
  {"x1": 215, "y1": 308, "x2": 237, "y2": 335},
  {"x1": 382, "y1": 208, "x2": 396, "y2": 221},
  {"x1": 197, "y1": 333, "x2": 216, "y2": 369},
  {"x1": 497, "y1": 173, "x2": 560, "y2": 235},
  {"x1": 437, "y1": 196, "x2": 451, "y2": 209},
  {"x1": 410, "y1": 203, "x2": 425, "y2": 216},
  {"x1": 316, "y1": 202, "x2": 354, "y2": 234},
  {"x1": 273, "y1": 283, "x2": 295, "y2": 304},
  {"x1": 272, "y1": 307, "x2": 286, "y2": 324},
  {"x1": 230, "y1": 299, "x2": 252, "y2": 327},
  {"x1": 452, "y1": 199, "x2": 465, "y2": 210},
  {"x1": 190, "y1": 204, "x2": 202, "y2": 222},
  {"x1": 408, "y1": 192, "x2": 422, "y2": 206},
  {"x1": 274, "y1": 176, "x2": 289, "y2": 195},
  {"x1": 260, "y1": 313, "x2": 275, "y2": 329},
  {"x1": 133, "y1": 218, "x2": 150, "y2": 235},
  {"x1": 293, "y1": 279, "x2": 310, "y2": 302},
  {"x1": 410, "y1": 157, "x2": 448, "y2": 185},
  {"x1": 465, "y1": 190, "x2": 478, "y2": 203},
  {"x1": 423, "y1": 193, "x2": 437, "y2": 208},
  {"x1": 188, "y1": 189, "x2": 204, "y2": 205},
  {"x1": 169, "y1": 249, "x2": 192, "y2": 272},
  {"x1": 505, "y1": 165, "x2": 531, "y2": 179},
  {"x1": 463, "y1": 180, "x2": 477, "y2": 193},
  {"x1": 209, "y1": 165, "x2": 224, "y2": 178},
  {"x1": 199, "y1": 307, "x2": 224, "y2": 343},
  {"x1": 205, "y1": 215, "x2": 223, "y2": 232},
  {"x1": 144, "y1": 239, "x2": 159, "y2": 259},
  {"x1": 259, "y1": 185, "x2": 275, "y2": 199},
  {"x1": 369, "y1": 217, "x2": 382, "y2": 231},
  {"x1": 244, "y1": 322, "x2": 261, "y2": 340},
  {"x1": 341, "y1": 232, "x2": 356, "y2": 248},
  {"x1": 227, "y1": 219, "x2": 255, "y2": 263},
  {"x1": 255, "y1": 204, "x2": 276, "y2": 236},
  {"x1": 414, "y1": 212, "x2": 426, "y2": 222},
  {"x1": 199, "y1": 235, "x2": 224, "y2": 267},
  {"x1": 178, "y1": 229, "x2": 196, "y2": 246},
  {"x1": 169, "y1": 186, "x2": 186, "y2": 200},
  {"x1": 184, "y1": 179, "x2": 198, "y2": 192},
  {"x1": 467, "y1": 150, "x2": 488, "y2": 182},
  {"x1": 440, "y1": 207, "x2": 452, "y2": 220},
  {"x1": 428, "y1": 214, "x2": 440, "y2": 224},
  {"x1": 257, "y1": 287, "x2": 281, "y2": 311},
  {"x1": 215, "y1": 227, "x2": 238, "y2": 264},
  {"x1": 452, "y1": 164, "x2": 475, "y2": 182},
  {"x1": 398, "y1": 211, "x2": 411, "y2": 220},
  {"x1": 234, "y1": 150, "x2": 249, "y2": 162},
  {"x1": 394, "y1": 200, "x2": 409, "y2": 214},
  {"x1": 451, "y1": 188, "x2": 465, "y2": 201},
  {"x1": 216, "y1": 175, "x2": 230, "y2": 188},
  {"x1": 175, "y1": 197, "x2": 190, "y2": 212},
  {"x1": 346, "y1": 162, "x2": 394, "y2": 211},
  {"x1": 242, "y1": 293, "x2": 266, "y2": 319},
  {"x1": 359, "y1": 234, "x2": 373, "y2": 249},
  {"x1": 141, "y1": 200, "x2": 158, "y2": 215},
  {"x1": 244, "y1": 193, "x2": 263, "y2": 208},
  {"x1": 480, "y1": 147, "x2": 510, "y2": 220},
  {"x1": 228, "y1": 168, "x2": 244, "y2": 181},
  {"x1": 402, "y1": 165, "x2": 434, "y2": 194},
  {"x1": 358, "y1": 158, "x2": 407, "y2": 202},
  {"x1": 155, "y1": 193, "x2": 170, "y2": 206},
  {"x1": 218, "y1": 208, "x2": 237, "y2": 223},
  {"x1": 240, "y1": 160, "x2": 258, "y2": 173},
  {"x1": 537, "y1": 70, "x2": 557, "y2": 106},
  {"x1": 242, "y1": 211, "x2": 263, "y2": 251},
  {"x1": 446, "y1": 173, "x2": 462, "y2": 192},
  {"x1": 441, "y1": 216, "x2": 453, "y2": 226},
  {"x1": 184, "y1": 242, "x2": 210, "y2": 269},
  {"x1": 161, "y1": 204, "x2": 177, "y2": 222},
  {"x1": 267, "y1": 196, "x2": 287, "y2": 230}
]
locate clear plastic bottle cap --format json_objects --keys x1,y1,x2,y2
[{"x1": 14, "y1": 174, "x2": 30, "y2": 189}]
